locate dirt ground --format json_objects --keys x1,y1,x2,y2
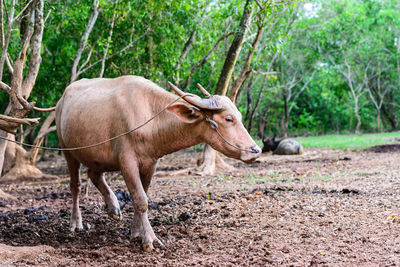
[{"x1": 0, "y1": 145, "x2": 400, "y2": 266}]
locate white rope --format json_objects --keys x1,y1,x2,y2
[
  {"x1": 0, "y1": 96, "x2": 185, "y2": 151},
  {"x1": 0, "y1": 95, "x2": 256, "y2": 154}
]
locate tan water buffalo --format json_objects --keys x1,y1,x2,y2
[{"x1": 55, "y1": 75, "x2": 261, "y2": 252}]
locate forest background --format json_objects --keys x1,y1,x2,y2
[{"x1": 0, "y1": 0, "x2": 399, "y2": 147}]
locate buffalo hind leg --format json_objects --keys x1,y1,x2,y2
[
  {"x1": 87, "y1": 169, "x2": 121, "y2": 220},
  {"x1": 119, "y1": 154, "x2": 162, "y2": 252},
  {"x1": 64, "y1": 152, "x2": 83, "y2": 231}
]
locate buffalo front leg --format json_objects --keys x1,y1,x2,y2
[
  {"x1": 87, "y1": 169, "x2": 121, "y2": 220},
  {"x1": 120, "y1": 154, "x2": 162, "y2": 252},
  {"x1": 131, "y1": 162, "x2": 163, "y2": 248},
  {"x1": 64, "y1": 152, "x2": 83, "y2": 231}
]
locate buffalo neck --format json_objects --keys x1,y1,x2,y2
[
  {"x1": 153, "y1": 117, "x2": 204, "y2": 159},
  {"x1": 145, "y1": 93, "x2": 205, "y2": 160}
]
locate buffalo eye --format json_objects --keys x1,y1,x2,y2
[{"x1": 225, "y1": 117, "x2": 234, "y2": 123}]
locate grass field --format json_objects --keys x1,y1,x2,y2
[{"x1": 295, "y1": 132, "x2": 400, "y2": 149}]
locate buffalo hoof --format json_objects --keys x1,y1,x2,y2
[
  {"x1": 142, "y1": 238, "x2": 163, "y2": 252},
  {"x1": 70, "y1": 213, "x2": 83, "y2": 232},
  {"x1": 142, "y1": 243, "x2": 153, "y2": 253},
  {"x1": 70, "y1": 222, "x2": 83, "y2": 232},
  {"x1": 107, "y1": 207, "x2": 122, "y2": 220}
]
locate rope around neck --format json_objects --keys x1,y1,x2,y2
[
  {"x1": 0, "y1": 96, "x2": 256, "y2": 154},
  {"x1": 0, "y1": 95, "x2": 186, "y2": 151}
]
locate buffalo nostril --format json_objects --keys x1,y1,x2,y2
[{"x1": 250, "y1": 146, "x2": 261, "y2": 154}]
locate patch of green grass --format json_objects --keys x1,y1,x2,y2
[
  {"x1": 215, "y1": 174, "x2": 232, "y2": 183},
  {"x1": 314, "y1": 174, "x2": 333, "y2": 181},
  {"x1": 243, "y1": 172, "x2": 268, "y2": 185},
  {"x1": 267, "y1": 170, "x2": 281, "y2": 179},
  {"x1": 296, "y1": 131, "x2": 400, "y2": 149}
]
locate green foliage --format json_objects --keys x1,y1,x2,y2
[
  {"x1": 254, "y1": 0, "x2": 400, "y2": 137},
  {"x1": 1, "y1": 0, "x2": 400, "y2": 145}
]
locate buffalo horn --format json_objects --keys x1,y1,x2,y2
[
  {"x1": 167, "y1": 82, "x2": 223, "y2": 111},
  {"x1": 197, "y1": 83, "x2": 211, "y2": 98}
]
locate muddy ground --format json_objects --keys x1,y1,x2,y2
[{"x1": 0, "y1": 145, "x2": 400, "y2": 266}]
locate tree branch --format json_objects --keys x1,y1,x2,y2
[
  {"x1": 0, "y1": 80, "x2": 10, "y2": 93},
  {"x1": 0, "y1": 0, "x2": 15, "y2": 81},
  {"x1": 229, "y1": 20, "x2": 264, "y2": 101},
  {"x1": 2, "y1": 0, "x2": 8, "y2": 23},
  {"x1": 35, "y1": 125, "x2": 56, "y2": 140},
  {"x1": 15, "y1": 94, "x2": 34, "y2": 111},
  {"x1": 13, "y1": 0, "x2": 34, "y2": 22},
  {"x1": 77, "y1": 47, "x2": 93, "y2": 73},
  {"x1": 182, "y1": 31, "x2": 234, "y2": 91},
  {"x1": 79, "y1": 30, "x2": 150, "y2": 75},
  {"x1": 22, "y1": 0, "x2": 44, "y2": 98},
  {"x1": 5, "y1": 52, "x2": 13, "y2": 74},
  {"x1": 252, "y1": 69, "x2": 278, "y2": 76},
  {"x1": 9, "y1": 26, "x2": 33, "y2": 111},
  {"x1": 215, "y1": 0, "x2": 254, "y2": 96},
  {"x1": 70, "y1": 0, "x2": 100, "y2": 83},
  {"x1": 0, "y1": 121, "x2": 17, "y2": 133},
  {"x1": 0, "y1": 114, "x2": 39, "y2": 125},
  {"x1": 288, "y1": 71, "x2": 315, "y2": 113},
  {"x1": 254, "y1": 0, "x2": 264, "y2": 10},
  {"x1": 175, "y1": 1, "x2": 211, "y2": 83},
  {"x1": 99, "y1": 2, "x2": 117, "y2": 78}
]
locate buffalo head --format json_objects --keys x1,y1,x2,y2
[{"x1": 167, "y1": 82, "x2": 261, "y2": 163}]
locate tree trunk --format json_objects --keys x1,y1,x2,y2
[
  {"x1": 99, "y1": 5, "x2": 116, "y2": 78},
  {"x1": 244, "y1": 87, "x2": 253, "y2": 128},
  {"x1": 258, "y1": 107, "x2": 269, "y2": 139},
  {"x1": 234, "y1": 73, "x2": 253, "y2": 106},
  {"x1": 181, "y1": 31, "x2": 234, "y2": 91},
  {"x1": 0, "y1": 0, "x2": 17, "y2": 175},
  {"x1": 282, "y1": 119, "x2": 289, "y2": 138},
  {"x1": 376, "y1": 111, "x2": 382, "y2": 133},
  {"x1": 70, "y1": 0, "x2": 100, "y2": 83},
  {"x1": 246, "y1": 76, "x2": 267, "y2": 132},
  {"x1": 22, "y1": 0, "x2": 44, "y2": 98},
  {"x1": 0, "y1": 0, "x2": 46, "y2": 180},
  {"x1": 355, "y1": 110, "x2": 361, "y2": 135},
  {"x1": 1, "y1": 143, "x2": 56, "y2": 182},
  {"x1": 1, "y1": 134, "x2": 15, "y2": 176},
  {"x1": 198, "y1": 0, "x2": 253, "y2": 175},
  {"x1": 196, "y1": 144, "x2": 234, "y2": 175},
  {"x1": 282, "y1": 91, "x2": 289, "y2": 137},
  {"x1": 355, "y1": 116, "x2": 361, "y2": 134},
  {"x1": 29, "y1": 111, "x2": 56, "y2": 163},
  {"x1": 0, "y1": 0, "x2": 16, "y2": 81},
  {"x1": 175, "y1": 2, "x2": 210, "y2": 84},
  {"x1": 214, "y1": 0, "x2": 253, "y2": 96},
  {"x1": 0, "y1": 132, "x2": 12, "y2": 176},
  {"x1": 381, "y1": 98, "x2": 397, "y2": 130},
  {"x1": 353, "y1": 98, "x2": 361, "y2": 135},
  {"x1": 229, "y1": 23, "x2": 263, "y2": 102},
  {"x1": 348, "y1": 112, "x2": 353, "y2": 133},
  {"x1": 0, "y1": 101, "x2": 12, "y2": 174}
]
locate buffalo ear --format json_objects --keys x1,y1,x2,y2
[{"x1": 167, "y1": 103, "x2": 203, "y2": 123}]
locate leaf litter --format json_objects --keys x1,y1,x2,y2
[{"x1": 0, "y1": 146, "x2": 399, "y2": 266}]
